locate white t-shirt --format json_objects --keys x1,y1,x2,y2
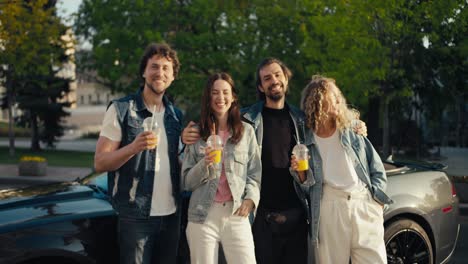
[
  {"x1": 100, "y1": 104, "x2": 176, "y2": 216},
  {"x1": 314, "y1": 129, "x2": 365, "y2": 192}
]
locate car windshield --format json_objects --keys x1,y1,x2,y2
[
  {"x1": 386, "y1": 158, "x2": 447, "y2": 171},
  {"x1": 80, "y1": 172, "x2": 108, "y2": 193}
]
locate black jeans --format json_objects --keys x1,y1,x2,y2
[{"x1": 252, "y1": 207, "x2": 308, "y2": 264}]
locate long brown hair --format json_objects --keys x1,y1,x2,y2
[{"x1": 200, "y1": 72, "x2": 244, "y2": 144}]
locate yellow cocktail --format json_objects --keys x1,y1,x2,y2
[
  {"x1": 296, "y1": 159, "x2": 309, "y2": 171},
  {"x1": 211, "y1": 149, "x2": 222, "y2": 164},
  {"x1": 147, "y1": 135, "x2": 158, "y2": 149}
]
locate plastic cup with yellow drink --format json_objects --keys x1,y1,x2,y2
[
  {"x1": 143, "y1": 118, "x2": 160, "y2": 150},
  {"x1": 207, "y1": 133, "x2": 223, "y2": 170},
  {"x1": 292, "y1": 143, "x2": 309, "y2": 171}
]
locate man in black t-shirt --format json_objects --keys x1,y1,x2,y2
[{"x1": 240, "y1": 58, "x2": 309, "y2": 264}]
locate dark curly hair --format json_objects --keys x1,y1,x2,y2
[{"x1": 139, "y1": 43, "x2": 180, "y2": 80}]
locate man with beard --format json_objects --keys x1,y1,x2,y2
[
  {"x1": 94, "y1": 43, "x2": 183, "y2": 264},
  {"x1": 182, "y1": 58, "x2": 366, "y2": 263},
  {"x1": 242, "y1": 58, "x2": 309, "y2": 264}
]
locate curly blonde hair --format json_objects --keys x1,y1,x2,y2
[{"x1": 300, "y1": 75, "x2": 357, "y2": 131}]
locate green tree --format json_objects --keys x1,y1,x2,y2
[
  {"x1": 299, "y1": 0, "x2": 467, "y2": 156},
  {"x1": 0, "y1": 0, "x2": 74, "y2": 153},
  {"x1": 368, "y1": 0, "x2": 468, "y2": 154},
  {"x1": 75, "y1": 0, "x2": 311, "y2": 121},
  {"x1": 75, "y1": 0, "x2": 467, "y2": 154},
  {"x1": 424, "y1": 1, "x2": 468, "y2": 147}
]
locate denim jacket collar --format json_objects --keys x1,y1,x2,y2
[
  {"x1": 306, "y1": 126, "x2": 354, "y2": 148},
  {"x1": 304, "y1": 125, "x2": 315, "y2": 146},
  {"x1": 131, "y1": 88, "x2": 146, "y2": 112},
  {"x1": 340, "y1": 128, "x2": 353, "y2": 148},
  {"x1": 242, "y1": 100, "x2": 302, "y2": 127},
  {"x1": 242, "y1": 100, "x2": 264, "y2": 126},
  {"x1": 131, "y1": 88, "x2": 180, "y2": 123},
  {"x1": 242, "y1": 100, "x2": 307, "y2": 147}
]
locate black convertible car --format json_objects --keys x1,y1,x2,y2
[{"x1": 0, "y1": 160, "x2": 459, "y2": 264}]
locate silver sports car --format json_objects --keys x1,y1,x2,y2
[{"x1": 384, "y1": 159, "x2": 459, "y2": 264}]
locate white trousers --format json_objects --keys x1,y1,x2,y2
[
  {"x1": 318, "y1": 185, "x2": 387, "y2": 264},
  {"x1": 186, "y1": 201, "x2": 256, "y2": 264}
]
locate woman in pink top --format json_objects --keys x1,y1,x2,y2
[{"x1": 182, "y1": 72, "x2": 262, "y2": 264}]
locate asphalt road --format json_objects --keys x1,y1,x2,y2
[{"x1": 449, "y1": 214, "x2": 468, "y2": 264}]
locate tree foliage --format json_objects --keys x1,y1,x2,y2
[
  {"x1": 0, "y1": 0, "x2": 74, "y2": 152},
  {"x1": 75, "y1": 0, "x2": 468, "y2": 153}
]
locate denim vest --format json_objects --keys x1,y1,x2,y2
[
  {"x1": 181, "y1": 122, "x2": 262, "y2": 223},
  {"x1": 107, "y1": 89, "x2": 183, "y2": 219},
  {"x1": 291, "y1": 128, "x2": 393, "y2": 247}
]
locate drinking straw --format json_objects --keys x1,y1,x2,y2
[
  {"x1": 212, "y1": 122, "x2": 217, "y2": 148},
  {"x1": 150, "y1": 105, "x2": 156, "y2": 130}
]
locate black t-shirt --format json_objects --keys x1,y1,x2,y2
[{"x1": 260, "y1": 105, "x2": 302, "y2": 210}]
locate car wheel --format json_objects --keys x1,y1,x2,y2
[{"x1": 385, "y1": 219, "x2": 433, "y2": 264}]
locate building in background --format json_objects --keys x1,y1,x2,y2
[
  {"x1": 75, "y1": 70, "x2": 120, "y2": 107},
  {"x1": 63, "y1": 67, "x2": 122, "y2": 138}
]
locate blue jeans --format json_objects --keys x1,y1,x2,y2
[{"x1": 118, "y1": 212, "x2": 180, "y2": 264}]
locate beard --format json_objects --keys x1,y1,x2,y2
[
  {"x1": 266, "y1": 92, "x2": 284, "y2": 102},
  {"x1": 145, "y1": 80, "x2": 166, "y2": 96},
  {"x1": 265, "y1": 82, "x2": 286, "y2": 101}
]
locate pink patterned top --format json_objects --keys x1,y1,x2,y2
[{"x1": 214, "y1": 129, "x2": 233, "y2": 203}]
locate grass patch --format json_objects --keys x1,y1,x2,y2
[{"x1": 0, "y1": 146, "x2": 94, "y2": 168}]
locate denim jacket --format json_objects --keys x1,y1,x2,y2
[
  {"x1": 107, "y1": 88, "x2": 183, "y2": 219},
  {"x1": 181, "y1": 122, "x2": 262, "y2": 224},
  {"x1": 241, "y1": 101, "x2": 310, "y2": 215},
  {"x1": 291, "y1": 128, "x2": 393, "y2": 247}
]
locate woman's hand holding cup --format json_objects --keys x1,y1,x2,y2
[{"x1": 204, "y1": 146, "x2": 217, "y2": 166}]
